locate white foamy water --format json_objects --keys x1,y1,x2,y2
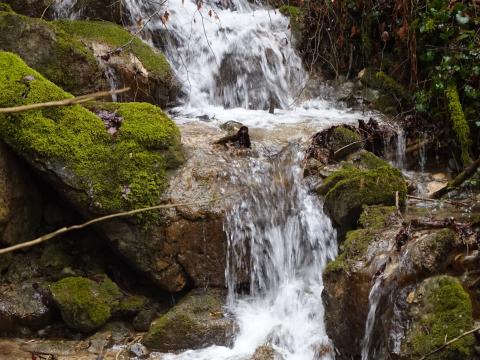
[{"x1": 158, "y1": 148, "x2": 337, "y2": 360}]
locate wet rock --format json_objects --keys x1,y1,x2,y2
[
  {"x1": 317, "y1": 151, "x2": 407, "y2": 229},
  {"x1": 393, "y1": 275, "x2": 475, "y2": 359},
  {"x1": 322, "y1": 205, "x2": 401, "y2": 358},
  {"x1": 49, "y1": 275, "x2": 142, "y2": 333},
  {"x1": 250, "y1": 345, "x2": 276, "y2": 360},
  {"x1": 0, "y1": 281, "x2": 53, "y2": 332},
  {"x1": 129, "y1": 343, "x2": 149, "y2": 358},
  {"x1": 133, "y1": 308, "x2": 158, "y2": 332},
  {"x1": 143, "y1": 289, "x2": 235, "y2": 351},
  {"x1": 0, "y1": 141, "x2": 42, "y2": 246},
  {"x1": 220, "y1": 120, "x2": 244, "y2": 133},
  {"x1": 408, "y1": 229, "x2": 459, "y2": 276}
]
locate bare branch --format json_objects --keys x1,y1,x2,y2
[
  {"x1": 0, "y1": 191, "x2": 241, "y2": 256},
  {"x1": 0, "y1": 88, "x2": 130, "y2": 114},
  {"x1": 419, "y1": 326, "x2": 480, "y2": 360}
]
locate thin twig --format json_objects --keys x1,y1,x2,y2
[
  {"x1": 419, "y1": 326, "x2": 480, "y2": 360},
  {"x1": 0, "y1": 191, "x2": 241, "y2": 256},
  {"x1": 406, "y1": 195, "x2": 470, "y2": 207},
  {"x1": 0, "y1": 88, "x2": 130, "y2": 114}
]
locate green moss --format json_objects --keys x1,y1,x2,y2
[
  {"x1": 328, "y1": 126, "x2": 362, "y2": 153},
  {"x1": 54, "y1": 20, "x2": 172, "y2": 79},
  {"x1": 0, "y1": 52, "x2": 183, "y2": 219},
  {"x1": 324, "y1": 205, "x2": 397, "y2": 275},
  {"x1": 410, "y1": 276, "x2": 474, "y2": 359},
  {"x1": 445, "y1": 83, "x2": 472, "y2": 166},
  {"x1": 0, "y1": 3, "x2": 13, "y2": 12},
  {"x1": 40, "y1": 244, "x2": 75, "y2": 272},
  {"x1": 279, "y1": 5, "x2": 302, "y2": 42},
  {"x1": 50, "y1": 275, "x2": 123, "y2": 332},
  {"x1": 356, "y1": 150, "x2": 389, "y2": 169},
  {"x1": 279, "y1": 5, "x2": 300, "y2": 18},
  {"x1": 117, "y1": 295, "x2": 147, "y2": 314}
]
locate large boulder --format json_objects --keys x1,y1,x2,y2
[
  {"x1": 0, "y1": 141, "x2": 42, "y2": 246},
  {"x1": 0, "y1": 53, "x2": 234, "y2": 293},
  {"x1": 0, "y1": 9, "x2": 177, "y2": 106},
  {"x1": 143, "y1": 289, "x2": 235, "y2": 351},
  {"x1": 317, "y1": 151, "x2": 407, "y2": 229}
]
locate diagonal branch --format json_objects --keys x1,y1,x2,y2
[
  {"x1": 0, "y1": 191, "x2": 241, "y2": 256},
  {"x1": 419, "y1": 326, "x2": 480, "y2": 360},
  {"x1": 0, "y1": 88, "x2": 130, "y2": 114}
]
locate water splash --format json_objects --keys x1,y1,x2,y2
[
  {"x1": 159, "y1": 147, "x2": 337, "y2": 359},
  {"x1": 53, "y1": 0, "x2": 80, "y2": 19}
]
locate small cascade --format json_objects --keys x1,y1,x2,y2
[
  {"x1": 122, "y1": 0, "x2": 306, "y2": 111},
  {"x1": 361, "y1": 276, "x2": 384, "y2": 360},
  {"x1": 103, "y1": 65, "x2": 119, "y2": 102},
  {"x1": 159, "y1": 146, "x2": 337, "y2": 359},
  {"x1": 395, "y1": 129, "x2": 407, "y2": 170},
  {"x1": 53, "y1": 0, "x2": 80, "y2": 19},
  {"x1": 418, "y1": 136, "x2": 427, "y2": 172}
]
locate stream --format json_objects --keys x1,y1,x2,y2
[{"x1": 53, "y1": 0, "x2": 382, "y2": 358}]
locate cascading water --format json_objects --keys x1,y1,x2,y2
[
  {"x1": 360, "y1": 276, "x2": 384, "y2": 360},
  {"x1": 158, "y1": 146, "x2": 337, "y2": 359},
  {"x1": 395, "y1": 129, "x2": 407, "y2": 170},
  {"x1": 53, "y1": 0, "x2": 80, "y2": 19}
]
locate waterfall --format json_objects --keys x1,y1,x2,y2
[
  {"x1": 360, "y1": 276, "x2": 384, "y2": 360},
  {"x1": 53, "y1": 0, "x2": 80, "y2": 19},
  {"x1": 395, "y1": 129, "x2": 407, "y2": 170},
  {"x1": 159, "y1": 147, "x2": 337, "y2": 359}
]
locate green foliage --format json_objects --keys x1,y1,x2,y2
[
  {"x1": 0, "y1": 52, "x2": 183, "y2": 220},
  {"x1": 54, "y1": 20, "x2": 172, "y2": 79},
  {"x1": 0, "y1": 3, "x2": 13, "y2": 12},
  {"x1": 410, "y1": 276, "x2": 474, "y2": 359}
]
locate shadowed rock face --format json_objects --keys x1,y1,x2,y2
[{"x1": 0, "y1": 142, "x2": 42, "y2": 247}]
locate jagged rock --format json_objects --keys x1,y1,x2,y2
[
  {"x1": 250, "y1": 345, "x2": 276, "y2": 360},
  {"x1": 0, "y1": 141, "x2": 42, "y2": 246},
  {"x1": 143, "y1": 289, "x2": 235, "y2": 351},
  {"x1": 133, "y1": 308, "x2": 158, "y2": 332},
  {"x1": 316, "y1": 151, "x2": 407, "y2": 229},
  {"x1": 0, "y1": 281, "x2": 53, "y2": 332}
]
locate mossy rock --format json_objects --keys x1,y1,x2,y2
[
  {"x1": 0, "y1": 10, "x2": 106, "y2": 95},
  {"x1": 324, "y1": 205, "x2": 397, "y2": 275},
  {"x1": 0, "y1": 52, "x2": 183, "y2": 216},
  {"x1": 50, "y1": 275, "x2": 122, "y2": 332},
  {"x1": 143, "y1": 289, "x2": 234, "y2": 351},
  {"x1": 318, "y1": 152, "x2": 406, "y2": 228},
  {"x1": 54, "y1": 20, "x2": 177, "y2": 106},
  {"x1": 0, "y1": 2, "x2": 12, "y2": 12},
  {"x1": 402, "y1": 275, "x2": 474, "y2": 359}
]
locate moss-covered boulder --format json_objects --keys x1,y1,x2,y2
[
  {"x1": 400, "y1": 276, "x2": 475, "y2": 359},
  {"x1": 317, "y1": 151, "x2": 406, "y2": 228},
  {"x1": 49, "y1": 275, "x2": 144, "y2": 333},
  {"x1": 0, "y1": 10, "x2": 106, "y2": 95},
  {"x1": 0, "y1": 52, "x2": 187, "y2": 291},
  {"x1": 55, "y1": 20, "x2": 178, "y2": 107},
  {"x1": 143, "y1": 289, "x2": 234, "y2": 351}
]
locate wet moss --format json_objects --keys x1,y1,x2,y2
[
  {"x1": 324, "y1": 205, "x2": 397, "y2": 275},
  {"x1": 328, "y1": 126, "x2": 362, "y2": 153},
  {"x1": 0, "y1": 52, "x2": 183, "y2": 218},
  {"x1": 409, "y1": 276, "x2": 474, "y2": 359},
  {"x1": 279, "y1": 5, "x2": 302, "y2": 42},
  {"x1": 0, "y1": 3, "x2": 13, "y2": 12},
  {"x1": 49, "y1": 275, "x2": 122, "y2": 332},
  {"x1": 54, "y1": 20, "x2": 172, "y2": 79},
  {"x1": 445, "y1": 83, "x2": 472, "y2": 166}
]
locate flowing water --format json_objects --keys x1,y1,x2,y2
[
  {"x1": 159, "y1": 147, "x2": 337, "y2": 360},
  {"x1": 53, "y1": 0, "x2": 383, "y2": 358},
  {"x1": 360, "y1": 276, "x2": 384, "y2": 360}
]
